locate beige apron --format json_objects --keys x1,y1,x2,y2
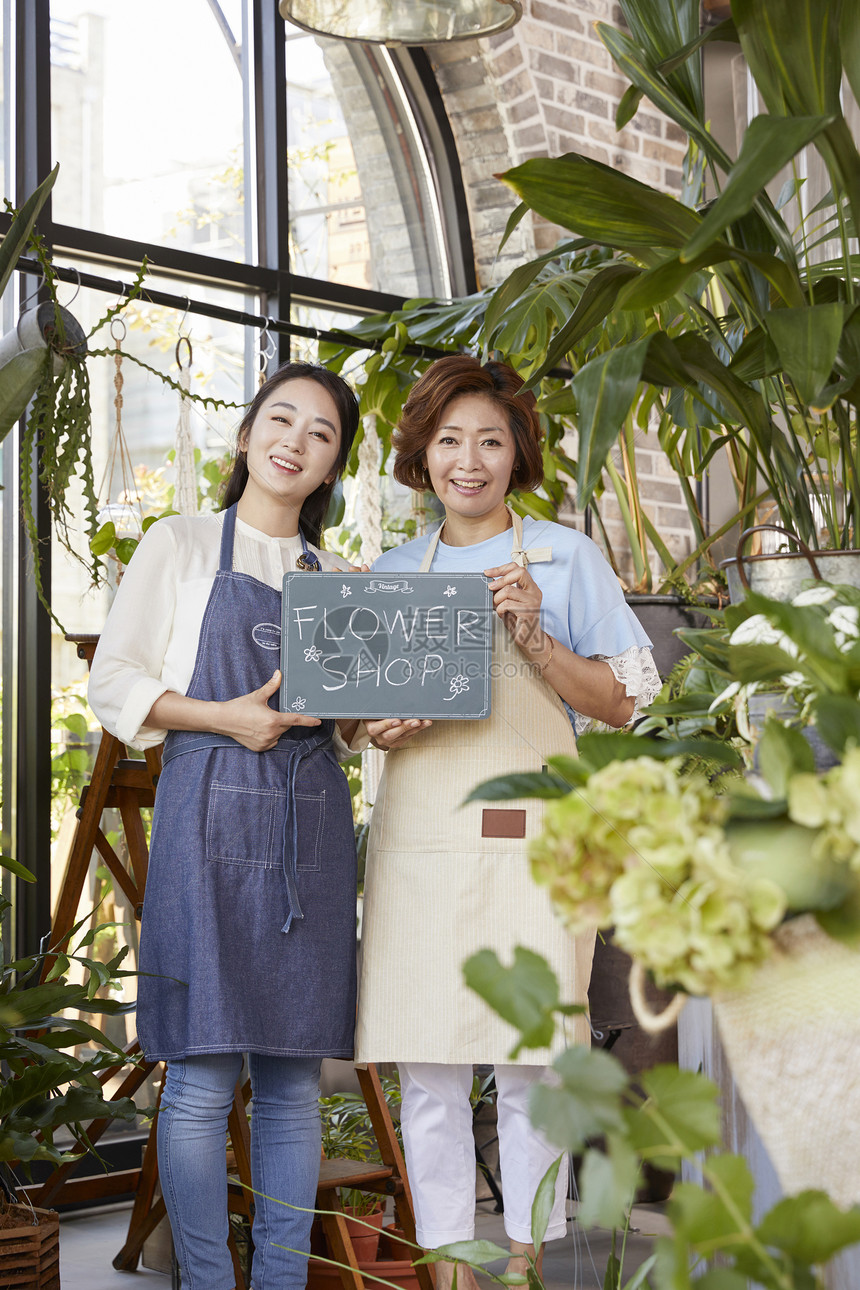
[{"x1": 354, "y1": 511, "x2": 595, "y2": 1065}]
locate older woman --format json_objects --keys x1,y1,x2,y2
[{"x1": 354, "y1": 356, "x2": 659, "y2": 1287}]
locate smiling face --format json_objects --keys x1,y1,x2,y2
[
  {"x1": 237, "y1": 376, "x2": 342, "y2": 526},
  {"x1": 423, "y1": 392, "x2": 517, "y2": 524}
]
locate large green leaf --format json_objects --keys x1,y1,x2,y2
[
  {"x1": 755, "y1": 720, "x2": 815, "y2": 798},
  {"x1": 733, "y1": 0, "x2": 860, "y2": 232},
  {"x1": 756, "y1": 1190, "x2": 860, "y2": 1266},
  {"x1": 531, "y1": 1045, "x2": 629, "y2": 1152},
  {"x1": 500, "y1": 154, "x2": 701, "y2": 250},
  {"x1": 462, "y1": 947, "x2": 579, "y2": 1057},
  {"x1": 522, "y1": 262, "x2": 642, "y2": 390},
  {"x1": 733, "y1": 0, "x2": 842, "y2": 119},
  {"x1": 764, "y1": 302, "x2": 847, "y2": 406},
  {"x1": 0, "y1": 166, "x2": 58, "y2": 303},
  {"x1": 574, "y1": 336, "x2": 651, "y2": 506},
  {"x1": 530, "y1": 1156, "x2": 563, "y2": 1251},
  {"x1": 597, "y1": 21, "x2": 798, "y2": 264},
  {"x1": 810, "y1": 693, "x2": 860, "y2": 756},
  {"x1": 461, "y1": 771, "x2": 574, "y2": 804},
  {"x1": 617, "y1": 0, "x2": 703, "y2": 119},
  {"x1": 841, "y1": 1, "x2": 860, "y2": 116},
  {"x1": 668, "y1": 1154, "x2": 754, "y2": 1249},
  {"x1": 577, "y1": 1136, "x2": 640, "y2": 1230},
  {"x1": 682, "y1": 114, "x2": 834, "y2": 261}
]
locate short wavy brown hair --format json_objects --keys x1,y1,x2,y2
[{"x1": 392, "y1": 356, "x2": 544, "y2": 494}]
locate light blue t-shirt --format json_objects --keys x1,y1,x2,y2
[{"x1": 372, "y1": 517, "x2": 652, "y2": 659}]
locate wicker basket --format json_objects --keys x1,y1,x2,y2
[
  {"x1": 713, "y1": 914, "x2": 860, "y2": 1207},
  {"x1": 0, "y1": 1201, "x2": 60, "y2": 1289}
]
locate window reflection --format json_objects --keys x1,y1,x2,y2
[
  {"x1": 285, "y1": 30, "x2": 450, "y2": 296},
  {"x1": 50, "y1": 0, "x2": 252, "y2": 262}
]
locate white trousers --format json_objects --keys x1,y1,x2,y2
[{"x1": 398, "y1": 1062, "x2": 568, "y2": 1248}]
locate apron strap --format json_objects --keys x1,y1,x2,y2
[
  {"x1": 219, "y1": 504, "x2": 238, "y2": 573},
  {"x1": 418, "y1": 507, "x2": 552, "y2": 573},
  {"x1": 418, "y1": 522, "x2": 445, "y2": 573}
]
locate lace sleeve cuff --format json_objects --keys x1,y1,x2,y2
[{"x1": 571, "y1": 645, "x2": 662, "y2": 736}]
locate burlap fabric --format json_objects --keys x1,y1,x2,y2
[{"x1": 713, "y1": 914, "x2": 860, "y2": 1207}]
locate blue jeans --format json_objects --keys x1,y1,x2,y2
[{"x1": 157, "y1": 1053, "x2": 322, "y2": 1290}]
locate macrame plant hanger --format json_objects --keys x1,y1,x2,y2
[
  {"x1": 173, "y1": 330, "x2": 198, "y2": 517},
  {"x1": 96, "y1": 315, "x2": 143, "y2": 582},
  {"x1": 357, "y1": 410, "x2": 385, "y2": 813},
  {"x1": 258, "y1": 317, "x2": 277, "y2": 388}
]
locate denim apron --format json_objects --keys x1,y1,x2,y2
[{"x1": 137, "y1": 504, "x2": 357, "y2": 1061}]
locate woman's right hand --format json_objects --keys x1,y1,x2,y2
[
  {"x1": 365, "y1": 718, "x2": 432, "y2": 750},
  {"x1": 215, "y1": 671, "x2": 321, "y2": 751}
]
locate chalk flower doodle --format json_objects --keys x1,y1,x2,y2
[
  {"x1": 444, "y1": 674, "x2": 470, "y2": 701},
  {"x1": 303, "y1": 645, "x2": 323, "y2": 663},
  {"x1": 341, "y1": 584, "x2": 352, "y2": 598},
  {"x1": 443, "y1": 585, "x2": 458, "y2": 597},
  {"x1": 291, "y1": 697, "x2": 307, "y2": 711}
]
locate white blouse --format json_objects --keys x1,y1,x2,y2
[{"x1": 87, "y1": 511, "x2": 349, "y2": 751}]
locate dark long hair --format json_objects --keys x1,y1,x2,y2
[{"x1": 221, "y1": 362, "x2": 359, "y2": 547}]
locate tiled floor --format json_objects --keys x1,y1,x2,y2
[{"x1": 59, "y1": 1198, "x2": 671, "y2": 1289}]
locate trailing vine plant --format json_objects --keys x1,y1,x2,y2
[{"x1": 8, "y1": 180, "x2": 246, "y2": 625}]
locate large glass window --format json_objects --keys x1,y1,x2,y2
[
  {"x1": 5, "y1": 0, "x2": 473, "y2": 1169},
  {"x1": 50, "y1": 0, "x2": 253, "y2": 263}
]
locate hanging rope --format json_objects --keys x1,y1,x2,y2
[
  {"x1": 173, "y1": 336, "x2": 198, "y2": 517},
  {"x1": 356, "y1": 411, "x2": 383, "y2": 565},
  {"x1": 97, "y1": 316, "x2": 143, "y2": 538},
  {"x1": 356, "y1": 411, "x2": 385, "y2": 813}
]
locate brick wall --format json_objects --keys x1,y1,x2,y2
[{"x1": 429, "y1": 0, "x2": 693, "y2": 587}]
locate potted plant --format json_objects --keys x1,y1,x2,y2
[
  {"x1": 0, "y1": 854, "x2": 140, "y2": 1281},
  {"x1": 324, "y1": 249, "x2": 732, "y2": 676},
  {"x1": 491, "y1": 0, "x2": 860, "y2": 603},
  {"x1": 308, "y1": 1078, "x2": 423, "y2": 1289}
]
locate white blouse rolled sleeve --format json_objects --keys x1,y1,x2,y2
[
  {"x1": 89, "y1": 519, "x2": 182, "y2": 749},
  {"x1": 88, "y1": 512, "x2": 349, "y2": 752}
]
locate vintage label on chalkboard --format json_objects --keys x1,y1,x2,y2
[{"x1": 279, "y1": 572, "x2": 492, "y2": 719}]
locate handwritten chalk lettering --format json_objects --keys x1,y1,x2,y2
[{"x1": 281, "y1": 572, "x2": 491, "y2": 718}]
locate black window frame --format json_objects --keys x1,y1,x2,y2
[{"x1": 3, "y1": 0, "x2": 476, "y2": 953}]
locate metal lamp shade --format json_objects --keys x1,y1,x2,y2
[{"x1": 279, "y1": 0, "x2": 522, "y2": 44}]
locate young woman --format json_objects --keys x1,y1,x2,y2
[
  {"x1": 354, "y1": 356, "x2": 660, "y2": 1287},
  {"x1": 88, "y1": 362, "x2": 361, "y2": 1290}
]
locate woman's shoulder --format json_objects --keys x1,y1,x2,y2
[
  {"x1": 371, "y1": 531, "x2": 435, "y2": 572},
  {"x1": 151, "y1": 511, "x2": 223, "y2": 546}
]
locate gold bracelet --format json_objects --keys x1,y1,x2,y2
[{"x1": 537, "y1": 635, "x2": 555, "y2": 674}]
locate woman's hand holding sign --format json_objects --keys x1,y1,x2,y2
[
  {"x1": 366, "y1": 717, "x2": 432, "y2": 749},
  {"x1": 485, "y1": 561, "x2": 544, "y2": 652}
]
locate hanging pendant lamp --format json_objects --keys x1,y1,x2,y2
[{"x1": 279, "y1": 0, "x2": 522, "y2": 45}]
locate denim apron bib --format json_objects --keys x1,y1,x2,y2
[{"x1": 137, "y1": 505, "x2": 357, "y2": 1061}]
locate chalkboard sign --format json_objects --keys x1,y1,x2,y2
[{"x1": 279, "y1": 572, "x2": 492, "y2": 719}]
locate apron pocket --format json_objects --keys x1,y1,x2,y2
[
  {"x1": 206, "y1": 781, "x2": 278, "y2": 868},
  {"x1": 295, "y1": 789, "x2": 326, "y2": 871}
]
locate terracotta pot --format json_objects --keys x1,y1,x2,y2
[
  {"x1": 380, "y1": 1225, "x2": 420, "y2": 1262},
  {"x1": 307, "y1": 1256, "x2": 421, "y2": 1289},
  {"x1": 342, "y1": 1206, "x2": 384, "y2": 1263}
]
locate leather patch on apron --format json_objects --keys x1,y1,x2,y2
[{"x1": 481, "y1": 808, "x2": 527, "y2": 839}]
